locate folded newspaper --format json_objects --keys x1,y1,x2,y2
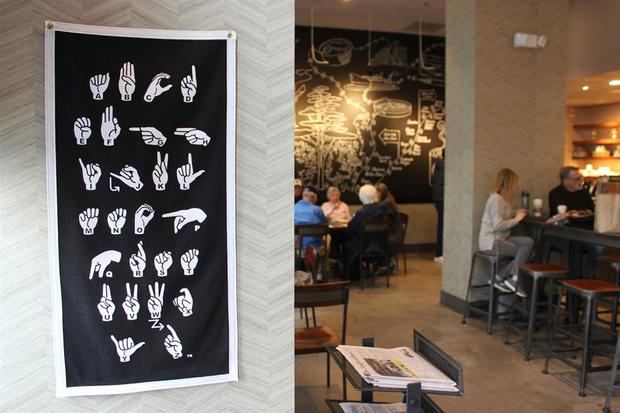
[
  {"x1": 339, "y1": 402, "x2": 406, "y2": 413},
  {"x1": 336, "y1": 345, "x2": 458, "y2": 392}
]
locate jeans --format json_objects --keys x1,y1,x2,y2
[
  {"x1": 495, "y1": 236, "x2": 535, "y2": 280},
  {"x1": 434, "y1": 200, "x2": 444, "y2": 257},
  {"x1": 550, "y1": 238, "x2": 603, "y2": 278}
]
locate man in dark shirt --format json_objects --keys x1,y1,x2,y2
[{"x1": 548, "y1": 166, "x2": 601, "y2": 277}]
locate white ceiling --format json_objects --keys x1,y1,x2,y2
[
  {"x1": 567, "y1": 70, "x2": 620, "y2": 107},
  {"x1": 295, "y1": 0, "x2": 446, "y2": 36}
]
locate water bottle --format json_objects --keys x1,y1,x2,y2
[{"x1": 521, "y1": 191, "x2": 530, "y2": 210}]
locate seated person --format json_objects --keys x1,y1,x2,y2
[
  {"x1": 294, "y1": 178, "x2": 303, "y2": 204},
  {"x1": 479, "y1": 168, "x2": 533, "y2": 297},
  {"x1": 346, "y1": 184, "x2": 388, "y2": 276},
  {"x1": 294, "y1": 186, "x2": 327, "y2": 253},
  {"x1": 548, "y1": 166, "x2": 601, "y2": 277},
  {"x1": 375, "y1": 183, "x2": 404, "y2": 253},
  {"x1": 321, "y1": 186, "x2": 351, "y2": 228}
]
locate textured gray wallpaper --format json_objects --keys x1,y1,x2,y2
[{"x1": 0, "y1": 0, "x2": 294, "y2": 411}]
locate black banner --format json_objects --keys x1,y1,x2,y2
[{"x1": 45, "y1": 23, "x2": 237, "y2": 396}]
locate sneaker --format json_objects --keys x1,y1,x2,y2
[
  {"x1": 504, "y1": 277, "x2": 527, "y2": 298},
  {"x1": 493, "y1": 277, "x2": 511, "y2": 292},
  {"x1": 433, "y1": 256, "x2": 444, "y2": 264}
]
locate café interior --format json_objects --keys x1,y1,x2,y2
[{"x1": 293, "y1": 1, "x2": 620, "y2": 412}]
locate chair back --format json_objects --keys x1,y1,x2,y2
[
  {"x1": 295, "y1": 223, "x2": 329, "y2": 257},
  {"x1": 304, "y1": 245, "x2": 319, "y2": 281},
  {"x1": 360, "y1": 218, "x2": 390, "y2": 257},
  {"x1": 399, "y1": 212, "x2": 409, "y2": 242},
  {"x1": 295, "y1": 281, "x2": 350, "y2": 344},
  {"x1": 413, "y1": 329, "x2": 464, "y2": 395}
]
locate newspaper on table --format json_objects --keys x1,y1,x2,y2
[
  {"x1": 336, "y1": 345, "x2": 458, "y2": 392},
  {"x1": 339, "y1": 402, "x2": 406, "y2": 413}
]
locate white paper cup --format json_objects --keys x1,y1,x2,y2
[{"x1": 557, "y1": 205, "x2": 568, "y2": 214}]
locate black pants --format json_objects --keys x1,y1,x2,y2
[{"x1": 434, "y1": 200, "x2": 443, "y2": 257}]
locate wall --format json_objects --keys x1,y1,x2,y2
[
  {"x1": 443, "y1": 0, "x2": 568, "y2": 300},
  {"x1": 0, "y1": 1, "x2": 294, "y2": 411}
]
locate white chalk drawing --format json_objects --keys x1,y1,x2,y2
[
  {"x1": 79, "y1": 207, "x2": 99, "y2": 235},
  {"x1": 134, "y1": 204, "x2": 154, "y2": 235},
  {"x1": 164, "y1": 324, "x2": 183, "y2": 359},
  {"x1": 295, "y1": 33, "x2": 446, "y2": 195},
  {"x1": 154, "y1": 251, "x2": 173, "y2": 277},
  {"x1": 180, "y1": 65, "x2": 197, "y2": 103},
  {"x1": 176, "y1": 153, "x2": 205, "y2": 190},
  {"x1": 173, "y1": 288, "x2": 193, "y2": 317},
  {"x1": 109, "y1": 177, "x2": 120, "y2": 192},
  {"x1": 144, "y1": 73, "x2": 172, "y2": 102},
  {"x1": 147, "y1": 281, "x2": 165, "y2": 319},
  {"x1": 174, "y1": 127, "x2": 211, "y2": 146},
  {"x1": 73, "y1": 117, "x2": 92, "y2": 145},
  {"x1": 122, "y1": 282, "x2": 140, "y2": 320},
  {"x1": 106, "y1": 208, "x2": 127, "y2": 235},
  {"x1": 129, "y1": 126, "x2": 167, "y2": 147},
  {"x1": 316, "y1": 38, "x2": 353, "y2": 66},
  {"x1": 118, "y1": 62, "x2": 136, "y2": 101},
  {"x1": 152, "y1": 151, "x2": 168, "y2": 191},
  {"x1": 97, "y1": 283, "x2": 115, "y2": 322},
  {"x1": 129, "y1": 241, "x2": 146, "y2": 278},
  {"x1": 110, "y1": 165, "x2": 143, "y2": 191},
  {"x1": 79, "y1": 158, "x2": 101, "y2": 191},
  {"x1": 110, "y1": 335, "x2": 144, "y2": 363},
  {"x1": 180, "y1": 249, "x2": 199, "y2": 276},
  {"x1": 101, "y1": 106, "x2": 121, "y2": 146},
  {"x1": 89, "y1": 73, "x2": 109, "y2": 100},
  {"x1": 89, "y1": 250, "x2": 121, "y2": 280},
  {"x1": 162, "y1": 208, "x2": 207, "y2": 234}
]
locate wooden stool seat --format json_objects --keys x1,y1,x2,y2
[
  {"x1": 295, "y1": 326, "x2": 341, "y2": 354},
  {"x1": 520, "y1": 263, "x2": 569, "y2": 279},
  {"x1": 562, "y1": 279, "x2": 620, "y2": 296}
]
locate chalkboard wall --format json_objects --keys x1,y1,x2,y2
[{"x1": 295, "y1": 26, "x2": 445, "y2": 204}]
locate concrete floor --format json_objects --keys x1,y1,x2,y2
[{"x1": 295, "y1": 253, "x2": 616, "y2": 412}]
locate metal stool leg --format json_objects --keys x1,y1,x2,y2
[
  {"x1": 579, "y1": 296, "x2": 595, "y2": 397},
  {"x1": 486, "y1": 260, "x2": 497, "y2": 335},
  {"x1": 543, "y1": 285, "x2": 563, "y2": 374},
  {"x1": 504, "y1": 274, "x2": 519, "y2": 345},
  {"x1": 604, "y1": 335, "x2": 620, "y2": 413},
  {"x1": 612, "y1": 268, "x2": 620, "y2": 331},
  {"x1": 462, "y1": 255, "x2": 477, "y2": 325},
  {"x1": 525, "y1": 277, "x2": 540, "y2": 361}
]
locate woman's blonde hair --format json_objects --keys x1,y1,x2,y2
[
  {"x1": 494, "y1": 168, "x2": 519, "y2": 195},
  {"x1": 375, "y1": 183, "x2": 396, "y2": 206}
]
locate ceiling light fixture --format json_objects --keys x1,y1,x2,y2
[
  {"x1": 609, "y1": 79, "x2": 620, "y2": 86},
  {"x1": 581, "y1": 85, "x2": 590, "y2": 91}
]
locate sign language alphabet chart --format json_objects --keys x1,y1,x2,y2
[{"x1": 45, "y1": 22, "x2": 237, "y2": 396}]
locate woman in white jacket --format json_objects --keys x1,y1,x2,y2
[{"x1": 479, "y1": 168, "x2": 534, "y2": 297}]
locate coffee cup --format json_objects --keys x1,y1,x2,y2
[{"x1": 557, "y1": 205, "x2": 568, "y2": 214}]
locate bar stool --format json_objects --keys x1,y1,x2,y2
[
  {"x1": 603, "y1": 333, "x2": 620, "y2": 413},
  {"x1": 596, "y1": 256, "x2": 620, "y2": 330},
  {"x1": 543, "y1": 279, "x2": 620, "y2": 397},
  {"x1": 504, "y1": 263, "x2": 569, "y2": 361},
  {"x1": 462, "y1": 250, "x2": 513, "y2": 335}
]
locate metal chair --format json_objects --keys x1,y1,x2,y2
[
  {"x1": 295, "y1": 281, "x2": 350, "y2": 392},
  {"x1": 504, "y1": 263, "x2": 569, "y2": 361},
  {"x1": 543, "y1": 279, "x2": 620, "y2": 396},
  {"x1": 603, "y1": 333, "x2": 620, "y2": 413},
  {"x1": 398, "y1": 212, "x2": 410, "y2": 275},
  {"x1": 596, "y1": 255, "x2": 620, "y2": 330},
  {"x1": 462, "y1": 250, "x2": 513, "y2": 334},
  {"x1": 358, "y1": 219, "x2": 391, "y2": 289},
  {"x1": 295, "y1": 223, "x2": 328, "y2": 258}
]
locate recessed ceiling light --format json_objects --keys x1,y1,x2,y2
[
  {"x1": 581, "y1": 85, "x2": 590, "y2": 91},
  {"x1": 609, "y1": 79, "x2": 620, "y2": 86}
]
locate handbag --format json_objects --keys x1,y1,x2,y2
[{"x1": 595, "y1": 193, "x2": 620, "y2": 233}]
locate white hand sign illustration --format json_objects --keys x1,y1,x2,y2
[
  {"x1": 89, "y1": 250, "x2": 121, "y2": 280},
  {"x1": 174, "y1": 128, "x2": 211, "y2": 146},
  {"x1": 110, "y1": 335, "x2": 144, "y2": 363},
  {"x1": 74, "y1": 117, "x2": 92, "y2": 145},
  {"x1": 152, "y1": 151, "x2": 168, "y2": 191},
  {"x1": 129, "y1": 126, "x2": 167, "y2": 147},
  {"x1": 154, "y1": 251, "x2": 173, "y2": 277},
  {"x1": 100, "y1": 106, "x2": 121, "y2": 146},
  {"x1": 122, "y1": 283, "x2": 140, "y2": 320},
  {"x1": 164, "y1": 324, "x2": 183, "y2": 359},
  {"x1": 162, "y1": 208, "x2": 207, "y2": 234},
  {"x1": 176, "y1": 153, "x2": 205, "y2": 190},
  {"x1": 147, "y1": 281, "x2": 165, "y2": 319},
  {"x1": 173, "y1": 288, "x2": 193, "y2": 317},
  {"x1": 107, "y1": 208, "x2": 127, "y2": 235},
  {"x1": 180, "y1": 65, "x2": 197, "y2": 103},
  {"x1": 134, "y1": 204, "x2": 154, "y2": 235},
  {"x1": 110, "y1": 165, "x2": 143, "y2": 191},
  {"x1": 144, "y1": 73, "x2": 172, "y2": 102},
  {"x1": 180, "y1": 249, "x2": 199, "y2": 276},
  {"x1": 79, "y1": 158, "x2": 101, "y2": 191},
  {"x1": 89, "y1": 73, "x2": 110, "y2": 100},
  {"x1": 97, "y1": 283, "x2": 115, "y2": 322},
  {"x1": 118, "y1": 62, "x2": 136, "y2": 101},
  {"x1": 79, "y1": 208, "x2": 99, "y2": 235},
  {"x1": 129, "y1": 241, "x2": 146, "y2": 278}
]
